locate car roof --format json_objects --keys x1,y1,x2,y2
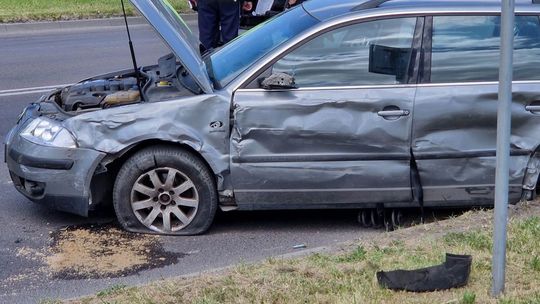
[{"x1": 303, "y1": 0, "x2": 540, "y2": 21}]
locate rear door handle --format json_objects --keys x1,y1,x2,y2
[
  {"x1": 466, "y1": 186, "x2": 491, "y2": 195},
  {"x1": 377, "y1": 110, "x2": 410, "y2": 118}
]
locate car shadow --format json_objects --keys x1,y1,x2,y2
[
  {"x1": 76, "y1": 206, "x2": 480, "y2": 235},
  {"x1": 20, "y1": 197, "x2": 483, "y2": 235}
]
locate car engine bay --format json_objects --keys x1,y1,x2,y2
[{"x1": 52, "y1": 53, "x2": 200, "y2": 113}]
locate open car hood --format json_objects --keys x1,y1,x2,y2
[{"x1": 130, "y1": 0, "x2": 213, "y2": 93}]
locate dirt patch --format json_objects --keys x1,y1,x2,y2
[
  {"x1": 13, "y1": 223, "x2": 186, "y2": 281},
  {"x1": 45, "y1": 223, "x2": 185, "y2": 280}
]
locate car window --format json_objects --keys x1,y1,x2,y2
[
  {"x1": 207, "y1": 5, "x2": 319, "y2": 88},
  {"x1": 431, "y1": 15, "x2": 540, "y2": 83},
  {"x1": 271, "y1": 18, "x2": 417, "y2": 87}
]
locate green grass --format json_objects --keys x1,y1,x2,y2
[
  {"x1": 39, "y1": 300, "x2": 62, "y2": 304},
  {"x1": 462, "y1": 291, "x2": 477, "y2": 304},
  {"x1": 96, "y1": 284, "x2": 128, "y2": 298},
  {"x1": 444, "y1": 230, "x2": 493, "y2": 251},
  {"x1": 336, "y1": 246, "x2": 367, "y2": 263},
  {"x1": 531, "y1": 256, "x2": 540, "y2": 272},
  {"x1": 0, "y1": 0, "x2": 190, "y2": 23},
  {"x1": 70, "y1": 211, "x2": 540, "y2": 304}
]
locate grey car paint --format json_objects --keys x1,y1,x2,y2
[
  {"x1": 229, "y1": 3, "x2": 540, "y2": 209},
  {"x1": 413, "y1": 82, "x2": 540, "y2": 207},
  {"x1": 5, "y1": 104, "x2": 106, "y2": 216},
  {"x1": 230, "y1": 87, "x2": 415, "y2": 209},
  {"x1": 63, "y1": 93, "x2": 233, "y2": 192},
  {"x1": 6, "y1": 0, "x2": 540, "y2": 220}
]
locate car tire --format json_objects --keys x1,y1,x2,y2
[{"x1": 113, "y1": 145, "x2": 218, "y2": 235}]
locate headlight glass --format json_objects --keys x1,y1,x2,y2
[{"x1": 20, "y1": 117, "x2": 77, "y2": 148}]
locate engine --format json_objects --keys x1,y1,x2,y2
[
  {"x1": 53, "y1": 53, "x2": 201, "y2": 113},
  {"x1": 59, "y1": 77, "x2": 141, "y2": 112}
]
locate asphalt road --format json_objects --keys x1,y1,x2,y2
[{"x1": 0, "y1": 21, "x2": 379, "y2": 303}]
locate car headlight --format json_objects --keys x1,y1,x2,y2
[{"x1": 20, "y1": 117, "x2": 77, "y2": 148}]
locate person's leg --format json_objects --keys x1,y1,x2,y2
[
  {"x1": 212, "y1": 27, "x2": 222, "y2": 48},
  {"x1": 218, "y1": 0, "x2": 241, "y2": 45},
  {"x1": 197, "y1": 0, "x2": 220, "y2": 53}
]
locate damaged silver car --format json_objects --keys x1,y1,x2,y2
[{"x1": 5, "y1": 0, "x2": 540, "y2": 235}]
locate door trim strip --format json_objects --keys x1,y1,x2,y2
[
  {"x1": 232, "y1": 149, "x2": 531, "y2": 163},
  {"x1": 232, "y1": 153, "x2": 411, "y2": 163},
  {"x1": 414, "y1": 149, "x2": 531, "y2": 160},
  {"x1": 235, "y1": 187, "x2": 412, "y2": 193}
]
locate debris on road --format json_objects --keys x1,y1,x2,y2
[
  {"x1": 377, "y1": 253, "x2": 472, "y2": 292},
  {"x1": 16, "y1": 223, "x2": 186, "y2": 280},
  {"x1": 293, "y1": 244, "x2": 307, "y2": 249}
]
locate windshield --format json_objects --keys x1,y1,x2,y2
[{"x1": 206, "y1": 6, "x2": 319, "y2": 88}]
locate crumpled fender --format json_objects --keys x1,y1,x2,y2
[{"x1": 63, "y1": 94, "x2": 231, "y2": 190}]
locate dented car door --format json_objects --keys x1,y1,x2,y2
[
  {"x1": 230, "y1": 17, "x2": 423, "y2": 209},
  {"x1": 412, "y1": 15, "x2": 540, "y2": 207}
]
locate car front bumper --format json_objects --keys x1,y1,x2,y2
[{"x1": 4, "y1": 110, "x2": 106, "y2": 217}]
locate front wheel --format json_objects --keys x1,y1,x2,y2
[{"x1": 113, "y1": 146, "x2": 218, "y2": 235}]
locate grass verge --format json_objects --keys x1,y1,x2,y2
[
  {"x1": 70, "y1": 203, "x2": 540, "y2": 304},
  {"x1": 0, "y1": 0, "x2": 190, "y2": 23}
]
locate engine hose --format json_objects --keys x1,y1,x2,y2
[{"x1": 140, "y1": 69, "x2": 151, "y2": 102}]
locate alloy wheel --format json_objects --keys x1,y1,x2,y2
[{"x1": 130, "y1": 167, "x2": 199, "y2": 233}]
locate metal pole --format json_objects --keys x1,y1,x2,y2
[{"x1": 492, "y1": 0, "x2": 515, "y2": 297}]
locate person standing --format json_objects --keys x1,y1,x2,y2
[{"x1": 189, "y1": 0, "x2": 253, "y2": 54}]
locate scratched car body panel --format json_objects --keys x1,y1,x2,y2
[{"x1": 5, "y1": 0, "x2": 540, "y2": 235}]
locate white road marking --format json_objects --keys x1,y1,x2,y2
[{"x1": 0, "y1": 84, "x2": 70, "y2": 98}]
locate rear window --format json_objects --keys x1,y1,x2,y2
[{"x1": 430, "y1": 15, "x2": 540, "y2": 83}]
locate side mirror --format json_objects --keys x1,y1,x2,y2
[
  {"x1": 260, "y1": 72, "x2": 297, "y2": 90},
  {"x1": 369, "y1": 44, "x2": 413, "y2": 83}
]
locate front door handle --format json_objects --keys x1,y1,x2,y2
[
  {"x1": 525, "y1": 105, "x2": 540, "y2": 113},
  {"x1": 377, "y1": 109, "x2": 410, "y2": 118}
]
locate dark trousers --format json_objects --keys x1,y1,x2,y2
[{"x1": 198, "y1": 0, "x2": 241, "y2": 53}]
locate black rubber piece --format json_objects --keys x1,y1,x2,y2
[
  {"x1": 410, "y1": 149, "x2": 425, "y2": 224},
  {"x1": 377, "y1": 253, "x2": 473, "y2": 292},
  {"x1": 113, "y1": 145, "x2": 218, "y2": 235}
]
